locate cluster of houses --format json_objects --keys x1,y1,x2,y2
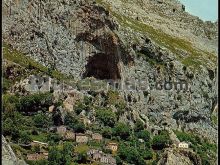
[
  {"x1": 50, "y1": 126, "x2": 104, "y2": 143},
  {"x1": 26, "y1": 125, "x2": 190, "y2": 162},
  {"x1": 26, "y1": 126, "x2": 119, "y2": 162},
  {"x1": 27, "y1": 141, "x2": 49, "y2": 161}
]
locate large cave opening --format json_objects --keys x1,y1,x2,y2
[{"x1": 83, "y1": 53, "x2": 121, "y2": 80}]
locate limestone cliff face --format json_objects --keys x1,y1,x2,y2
[
  {"x1": 158, "y1": 148, "x2": 202, "y2": 165},
  {"x1": 2, "y1": 136, "x2": 27, "y2": 165},
  {"x1": 3, "y1": 0, "x2": 218, "y2": 164}
]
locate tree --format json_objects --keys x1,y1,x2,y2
[
  {"x1": 118, "y1": 143, "x2": 146, "y2": 165},
  {"x1": 47, "y1": 133, "x2": 62, "y2": 143},
  {"x1": 113, "y1": 123, "x2": 131, "y2": 140},
  {"x1": 48, "y1": 146, "x2": 62, "y2": 165},
  {"x1": 152, "y1": 134, "x2": 171, "y2": 150},
  {"x1": 74, "y1": 123, "x2": 86, "y2": 133},
  {"x1": 33, "y1": 112, "x2": 52, "y2": 128},
  {"x1": 102, "y1": 127, "x2": 113, "y2": 139},
  {"x1": 115, "y1": 156, "x2": 123, "y2": 165},
  {"x1": 19, "y1": 92, "x2": 53, "y2": 113},
  {"x1": 96, "y1": 108, "x2": 116, "y2": 127},
  {"x1": 140, "y1": 150, "x2": 153, "y2": 160},
  {"x1": 64, "y1": 112, "x2": 78, "y2": 129},
  {"x1": 62, "y1": 142, "x2": 73, "y2": 165},
  {"x1": 134, "y1": 119, "x2": 145, "y2": 132},
  {"x1": 19, "y1": 131, "x2": 32, "y2": 144},
  {"x1": 136, "y1": 130, "x2": 151, "y2": 142},
  {"x1": 76, "y1": 152, "x2": 88, "y2": 164},
  {"x1": 75, "y1": 103, "x2": 85, "y2": 115}
]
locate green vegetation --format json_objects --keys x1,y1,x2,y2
[
  {"x1": 118, "y1": 143, "x2": 146, "y2": 165},
  {"x1": 19, "y1": 92, "x2": 53, "y2": 113},
  {"x1": 107, "y1": 10, "x2": 216, "y2": 70},
  {"x1": 174, "y1": 130, "x2": 217, "y2": 164},
  {"x1": 152, "y1": 130, "x2": 171, "y2": 150},
  {"x1": 3, "y1": 43, "x2": 73, "y2": 81},
  {"x1": 113, "y1": 122, "x2": 131, "y2": 140},
  {"x1": 95, "y1": 108, "x2": 117, "y2": 127},
  {"x1": 211, "y1": 114, "x2": 217, "y2": 125},
  {"x1": 33, "y1": 112, "x2": 53, "y2": 128}
]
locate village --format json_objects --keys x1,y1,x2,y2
[
  {"x1": 26, "y1": 125, "x2": 119, "y2": 164},
  {"x1": 25, "y1": 124, "x2": 190, "y2": 164}
]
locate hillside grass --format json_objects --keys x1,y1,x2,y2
[
  {"x1": 3, "y1": 43, "x2": 72, "y2": 81},
  {"x1": 95, "y1": 0, "x2": 217, "y2": 70}
]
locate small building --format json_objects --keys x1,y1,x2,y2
[
  {"x1": 87, "y1": 149, "x2": 99, "y2": 156},
  {"x1": 75, "y1": 133, "x2": 89, "y2": 143},
  {"x1": 57, "y1": 126, "x2": 67, "y2": 136},
  {"x1": 107, "y1": 142, "x2": 118, "y2": 152},
  {"x1": 65, "y1": 131, "x2": 75, "y2": 140},
  {"x1": 100, "y1": 154, "x2": 116, "y2": 165},
  {"x1": 138, "y1": 139, "x2": 144, "y2": 143},
  {"x1": 92, "y1": 133, "x2": 103, "y2": 142},
  {"x1": 80, "y1": 117, "x2": 91, "y2": 126},
  {"x1": 87, "y1": 149, "x2": 103, "y2": 161},
  {"x1": 31, "y1": 141, "x2": 48, "y2": 147},
  {"x1": 178, "y1": 142, "x2": 189, "y2": 149},
  {"x1": 27, "y1": 153, "x2": 48, "y2": 161}
]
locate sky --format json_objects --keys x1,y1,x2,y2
[{"x1": 179, "y1": 0, "x2": 218, "y2": 22}]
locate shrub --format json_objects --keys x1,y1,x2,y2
[
  {"x1": 33, "y1": 113, "x2": 52, "y2": 128},
  {"x1": 3, "y1": 78, "x2": 12, "y2": 93},
  {"x1": 75, "y1": 103, "x2": 85, "y2": 115},
  {"x1": 152, "y1": 131, "x2": 171, "y2": 150},
  {"x1": 64, "y1": 112, "x2": 78, "y2": 129},
  {"x1": 134, "y1": 119, "x2": 145, "y2": 132},
  {"x1": 61, "y1": 142, "x2": 73, "y2": 165},
  {"x1": 19, "y1": 92, "x2": 53, "y2": 113},
  {"x1": 74, "y1": 123, "x2": 86, "y2": 133},
  {"x1": 48, "y1": 146, "x2": 62, "y2": 165},
  {"x1": 19, "y1": 131, "x2": 32, "y2": 144},
  {"x1": 113, "y1": 123, "x2": 131, "y2": 140},
  {"x1": 141, "y1": 150, "x2": 153, "y2": 160},
  {"x1": 118, "y1": 143, "x2": 146, "y2": 165},
  {"x1": 76, "y1": 152, "x2": 88, "y2": 164},
  {"x1": 47, "y1": 133, "x2": 62, "y2": 143},
  {"x1": 136, "y1": 130, "x2": 151, "y2": 142},
  {"x1": 95, "y1": 108, "x2": 116, "y2": 127},
  {"x1": 102, "y1": 127, "x2": 113, "y2": 139},
  {"x1": 3, "y1": 94, "x2": 20, "y2": 112}
]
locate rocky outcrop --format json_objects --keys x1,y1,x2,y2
[
  {"x1": 3, "y1": 0, "x2": 218, "y2": 162},
  {"x1": 158, "y1": 148, "x2": 202, "y2": 165},
  {"x1": 2, "y1": 136, "x2": 27, "y2": 165}
]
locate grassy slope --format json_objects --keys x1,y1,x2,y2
[
  {"x1": 96, "y1": 0, "x2": 217, "y2": 71},
  {"x1": 3, "y1": 43, "x2": 73, "y2": 81}
]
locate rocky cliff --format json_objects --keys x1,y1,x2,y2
[{"x1": 3, "y1": 0, "x2": 218, "y2": 164}]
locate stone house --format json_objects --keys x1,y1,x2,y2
[
  {"x1": 178, "y1": 142, "x2": 189, "y2": 149},
  {"x1": 27, "y1": 153, "x2": 48, "y2": 161},
  {"x1": 107, "y1": 142, "x2": 118, "y2": 152},
  {"x1": 87, "y1": 149, "x2": 103, "y2": 161},
  {"x1": 79, "y1": 116, "x2": 91, "y2": 126},
  {"x1": 100, "y1": 154, "x2": 116, "y2": 165},
  {"x1": 56, "y1": 126, "x2": 67, "y2": 136},
  {"x1": 92, "y1": 133, "x2": 103, "y2": 142},
  {"x1": 65, "y1": 131, "x2": 75, "y2": 140},
  {"x1": 31, "y1": 141, "x2": 48, "y2": 147},
  {"x1": 75, "y1": 133, "x2": 89, "y2": 143}
]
